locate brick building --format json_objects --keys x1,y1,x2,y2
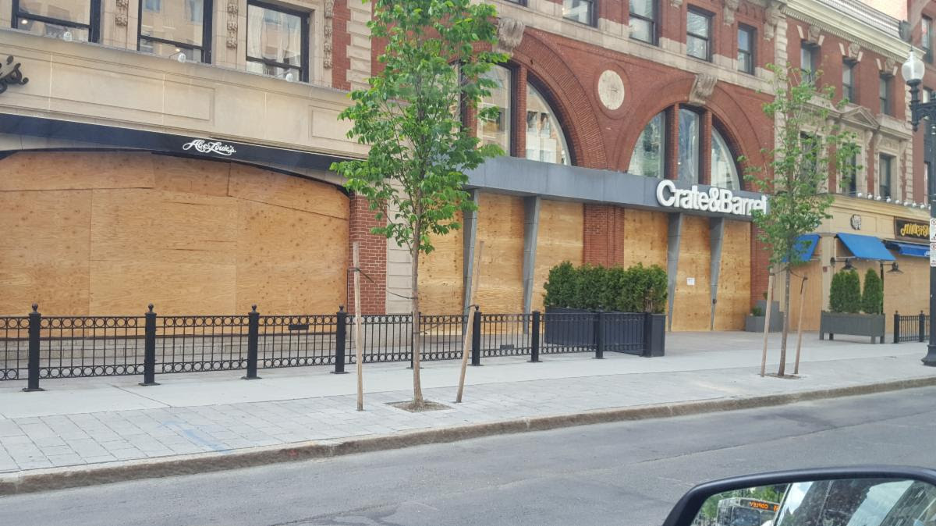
[{"x1": 0, "y1": 0, "x2": 922, "y2": 332}]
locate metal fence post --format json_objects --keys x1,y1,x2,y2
[
  {"x1": 333, "y1": 306, "x2": 347, "y2": 374},
  {"x1": 594, "y1": 311, "x2": 604, "y2": 359},
  {"x1": 921, "y1": 311, "x2": 927, "y2": 343},
  {"x1": 140, "y1": 304, "x2": 159, "y2": 386},
  {"x1": 243, "y1": 305, "x2": 260, "y2": 380},
  {"x1": 471, "y1": 308, "x2": 482, "y2": 366},
  {"x1": 894, "y1": 312, "x2": 900, "y2": 343},
  {"x1": 24, "y1": 304, "x2": 42, "y2": 392},
  {"x1": 530, "y1": 311, "x2": 541, "y2": 363}
]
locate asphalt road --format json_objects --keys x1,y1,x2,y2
[{"x1": 3, "y1": 386, "x2": 935, "y2": 526}]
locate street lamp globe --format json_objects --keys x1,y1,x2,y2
[{"x1": 904, "y1": 48, "x2": 925, "y2": 84}]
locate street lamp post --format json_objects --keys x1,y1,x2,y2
[{"x1": 903, "y1": 48, "x2": 936, "y2": 366}]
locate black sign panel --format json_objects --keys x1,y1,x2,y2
[{"x1": 895, "y1": 219, "x2": 929, "y2": 241}]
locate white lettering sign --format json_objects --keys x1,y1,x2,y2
[
  {"x1": 655, "y1": 179, "x2": 767, "y2": 217},
  {"x1": 182, "y1": 139, "x2": 237, "y2": 157},
  {"x1": 930, "y1": 218, "x2": 936, "y2": 242}
]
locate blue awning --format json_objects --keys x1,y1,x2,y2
[
  {"x1": 788, "y1": 234, "x2": 820, "y2": 263},
  {"x1": 836, "y1": 233, "x2": 896, "y2": 261},
  {"x1": 885, "y1": 241, "x2": 930, "y2": 258}
]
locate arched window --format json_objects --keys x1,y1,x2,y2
[
  {"x1": 525, "y1": 83, "x2": 571, "y2": 165},
  {"x1": 711, "y1": 129, "x2": 741, "y2": 190},
  {"x1": 628, "y1": 107, "x2": 743, "y2": 190},
  {"x1": 477, "y1": 65, "x2": 511, "y2": 153},
  {"x1": 628, "y1": 111, "x2": 665, "y2": 178},
  {"x1": 678, "y1": 108, "x2": 701, "y2": 185}
]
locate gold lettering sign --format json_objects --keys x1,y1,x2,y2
[{"x1": 895, "y1": 219, "x2": 929, "y2": 241}]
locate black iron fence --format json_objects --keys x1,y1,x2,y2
[
  {"x1": 894, "y1": 311, "x2": 929, "y2": 343},
  {"x1": 0, "y1": 304, "x2": 663, "y2": 389}
]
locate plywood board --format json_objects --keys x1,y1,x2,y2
[
  {"x1": 90, "y1": 189, "x2": 238, "y2": 266},
  {"x1": 0, "y1": 151, "x2": 155, "y2": 191},
  {"x1": 153, "y1": 155, "x2": 231, "y2": 197},
  {"x1": 0, "y1": 190, "x2": 92, "y2": 315},
  {"x1": 476, "y1": 193, "x2": 525, "y2": 314},
  {"x1": 533, "y1": 200, "x2": 583, "y2": 311},
  {"x1": 235, "y1": 200, "x2": 348, "y2": 314},
  {"x1": 418, "y1": 212, "x2": 464, "y2": 314},
  {"x1": 228, "y1": 164, "x2": 349, "y2": 220},
  {"x1": 671, "y1": 215, "x2": 711, "y2": 331},
  {"x1": 714, "y1": 220, "x2": 751, "y2": 330},
  {"x1": 620, "y1": 209, "x2": 668, "y2": 268},
  {"x1": 882, "y1": 256, "x2": 929, "y2": 334}
]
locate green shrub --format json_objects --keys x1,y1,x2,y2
[
  {"x1": 861, "y1": 268, "x2": 883, "y2": 315},
  {"x1": 751, "y1": 306, "x2": 764, "y2": 317},
  {"x1": 830, "y1": 269, "x2": 861, "y2": 313},
  {"x1": 543, "y1": 261, "x2": 575, "y2": 309},
  {"x1": 541, "y1": 262, "x2": 667, "y2": 313}
]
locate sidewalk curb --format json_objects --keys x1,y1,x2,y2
[{"x1": 2, "y1": 374, "x2": 935, "y2": 496}]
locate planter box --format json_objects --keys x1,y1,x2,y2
[
  {"x1": 744, "y1": 313, "x2": 784, "y2": 333},
  {"x1": 819, "y1": 311, "x2": 886, "y2": 344},
  {"x1": 543, "y1": 307, "x2": 665, "y2": 357}
]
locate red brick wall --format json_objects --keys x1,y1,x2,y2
[
  {"x1": 332, "y1": 0, "x2": 352, "y2": 91},
  {"x1": 348, "y1": 195, "x2": 387, "y2": 314}
]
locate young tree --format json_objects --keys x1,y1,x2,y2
[
  {"x1": 746, "y1": 64, "x2": 859, "y2": 377},
  {"x1": 331, "y1": 0, "x2": 507, "y2": 407}
]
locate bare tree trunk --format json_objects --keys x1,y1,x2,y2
[
  {"x1": 760, "y1": 272, "x2": 774, "y2": 377},
  {"x1": 410, "y1": 232, "x2": 424, "y2": 406},
  {"x1": 778, "y1": 268, "x2": 791, "y2": 377},
  {"x1": 794, "y1": 275, "x2": 807, "y2": 375}
]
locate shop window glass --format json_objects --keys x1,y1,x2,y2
[
  {"x1": 678, "y1": 109, "x2": 700, "y2": 184},
  {"x1": 477, "y1": 65, "x2": 511, "y2": 154},
  {"x1": 629, "y1": 112, "x2": 665, "y2": 178},
  {"x1": 525, "y1": 83, "x2": 571, "y2": 165},
  {"x1": 247, "y1": 2, "x2": 306, "y2": 82},
  {"x1": 139, "y1": 0, "x2": 209, "y2": 62},
  {"x1": 711, "y1": 129, "x2": 740, "y2": 190},
  {"x1": 16, "y1": 0, "x2": 97, "y2": 42}
]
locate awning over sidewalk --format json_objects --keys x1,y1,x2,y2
[
  {"x1": 788, "y1": 234, "x2": 820, "y2": 263},
  {"x1": 836, "y1": 233, "x2": 895, "y2": 261},
  {"x1": 885, "y1": 241, "x2": 930, "y2": 258}
]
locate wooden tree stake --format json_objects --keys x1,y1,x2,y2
[
  {"x1": 456, "y1": 241, "x2": 484, "y2": 403},
  {"x1": 794, "y1": 275, "x2": 807, "y2": 375},
  {"x1": 761, "y1": 272, "x2": 774, "y2": 377}
]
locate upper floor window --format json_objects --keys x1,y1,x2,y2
[
  {"x1": 686, "y1": 8, "x2": 712, "y2": 62},
  {"x1": 246, "y1": 0, "x2": 308, "y2": 82},
  {"x1": 842, "y1": 60, "x2": 855, "y2": 103},
  {"x1": 628, "y1": 107, "x2": 742, "y2": 190},
  {"x1": 879, "y1": 154, "x2": 893, "y2": 198},
  {"x1": 138, "y1": 0, "x2": 212, "y2": 63},
  {"x1": 879, "y1": 74, "x2": 892, "y2": 116},
  {"x1": 563, "y1": 0, "x2": 596, "y2": 27},
  {"x1": 628, "y1": 111, "x2": 665, "y2": 178},
  {"x1": 629, "y1": 0, "x2": 657, "y2": 45},
  {"x1": 477, "y1": 65, "x2": 512, "y2": 154},
  {"x1": 801, "y1": 42, "x2": 818, "y2": 83},
  {"x1": 14, "y1": 0, "x2": 100, "y2": 42},
  {"x1": 737, "y1": 25, "x2": 755, "y2": 74},
  {"x1": 526, "y1": 83, "x2": 571, "y2": 165},
  {"x1": 924, "y1": 16, "x2": 933, "y2": 63},
  {"x1": 846, "y1": 150, "x2": 858, "y2": 195},
  {"x1": 503, "y1": 0, "x2": 526, "y2": 4}
]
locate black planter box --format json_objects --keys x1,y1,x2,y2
[{"x1": 543, "y1": 307, "x2": 665, "y2": 357}]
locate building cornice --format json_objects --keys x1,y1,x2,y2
[{"x1": 783, "y1": 0, "x2": 910, "y2": 59}]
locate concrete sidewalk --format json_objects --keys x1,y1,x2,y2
[{"x1": 0, "y1": 332, "x2": 933, "y2": 491}]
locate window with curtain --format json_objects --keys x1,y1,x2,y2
[
  {"x1": 246, "y1": 1, "x2": 306, "y2": 81},
  {"x1": 711, "y1": 129, "x2": 740, "y2": 190},
  {"x1": 477, "y1": 65, "x2": 511, "y2": 154},
  {"x1": 525, "y1": 83, "x2": 571, "y2": 165},
  {"x1": 686, "y1": 9, "x2": 711, "y2": 61},
  {"x1": 139, "y1": 0, "x2": 209, "y2": 62},
  {"x1": 628, "y1": 111, "x2": 665, "y2": 178},
  {"x1": 15, "y1": 0, "x2": 99, "y2": 42},
  {"x1": 563, "y1": 0, "x2": 595, "y2": 26},
  {"x1": 678, "y1": 109, "x2": 700, "y2": 184},
  {"x1": 629, "y1": 0, "x2": 656, "y2": 45}
]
